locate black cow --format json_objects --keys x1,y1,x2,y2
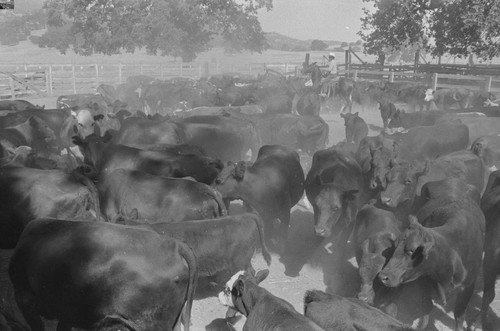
[
  {"x1": 380, "y1": 151, "x2": 485, "y2": 211},
  {"x1": 9, "y1": 219, "x2": 197, "y2": 331},
  {"x1": 379, "y1": 179, "x2": 484, "y2": 330},
  {"x1": 296, "y1": 92, "x2": 321, "y2": 117},
  {"x1": 0, "y1": 116, "x2": 56, "y2": 156},
  {"x1": 353, "y1": 203, "x2": 399, "y2": 304},
  {"x1": 479, "y1": 170, "x2": 500, "y2": 329},
  {"x1": 392, "y1": 85, "x2": 429, "y2": 112},
  {"x1": 175, "y1": 115, "x2": 261, "y2": 162},
  {"x1": 0, "y1": 100, "x2": 43, "y2": 111},
  {"x1": 218, "y1": 270, "x2": 323, "y2": 331},
  {"x1": 303, "y1": 290, "x2": 413, "y2": 331},
  {"x1": 124, "y1": 213, "x2": 271, "y2": 298},
  {"x1": 214, "y1": 145, "x2": 304, "y2": 247},
  {"x1": 99, "y1": 169, "x2": 227, "y2": 222},
  {"x1": 387, "y1": 109, "x2": 445, "y2": 129},
  {"x1": 0, "y1": 167, "x2": 100, "y2": 249},
  {"x1": 73, "y1": 133, "x2": 222, "y2": 185},
  {"x1": 341, "y1": 112, "x2": 368, "y2": 144},
  {"x1": 305, "y1": 148, "x2": 366, "y2": 238},
  {"x1": 230, "y1": 112, "x2": 329, "y2": 155}
]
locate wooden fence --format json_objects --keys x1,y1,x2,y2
[
  {"x1": 2, "y1": 60, "x2": 500, "y2": 99},
  {"x1": 0, "y1": 62, "x2": 302, "y2": 99}
]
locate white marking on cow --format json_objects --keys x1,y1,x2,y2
[
  {"x1": 489, "y1": 165, "x2": 498, "y2": 172},
  {"x1": 484, "y1": 98, "x2": 499, "y2": 107},
  {"x1": 218, "y1": 270, "x2": 246, "y2": 308},
  {"x1": 424, "y1": 88, "x2": 434, "y2": 102},
  {"x1": 455, "y1": 112, "x2": 486, "y2": 117},
  {"x1": 324, "y1": 242, "x2": 333, "y2": 254},
  {"x1": 305, "y1": 79, "x2": 313, "y2": 87},
  {"x1": 298, "y1": 196, "x2": 313, "y2": 211}
]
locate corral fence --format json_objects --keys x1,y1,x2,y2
[
  {"x1": 0, "y1": 62, "x2": 302, "y2": 99},
  {"x1": 3, "y1": 60, "x2": 500, "y2": 99}
]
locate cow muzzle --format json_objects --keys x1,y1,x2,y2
[{"x1": 378, "y1": 271, "x2": 401, "y2": 288}]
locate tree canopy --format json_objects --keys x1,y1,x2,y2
[
  {"x1": 359, "y1": 0, "x2": 500, "y2": 61},
  {"x1": 42, "y1": 0, "x2": 272, "y2": 61},
  {"x1": 310, "y1": 39, "x2": 328, "y2": 51}
]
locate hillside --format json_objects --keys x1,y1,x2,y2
[{"x1": 264, "y1": 32, "x2": 343, "y2": 51}]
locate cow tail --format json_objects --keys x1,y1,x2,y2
[
  {"x1": 210, "y1": 187, "x2": 228, "y2": 217},
  {"x1": 252, "y1": 213, "x2": 272, "y2": 266},
  {"x1": 70, "y1": 168, "x2": 102, "y2": 222},
  {"x1": 177, "y1": 241, "x2": 198, "y2": 331}
]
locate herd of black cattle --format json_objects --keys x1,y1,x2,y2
[{"x1": 2, "y1": 71, "x2": 500, "y2": 331}]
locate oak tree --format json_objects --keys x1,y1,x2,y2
[
  {"x1": 42, "y1": 0, "x2": 272, "y2": 61},
  {"x1": 359, "y1": 0, "x2": 500, "y2": 60}
]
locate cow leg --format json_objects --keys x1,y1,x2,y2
[
  {"x1": 481, "y1": 260, "x2": 498, "y2": 329},
  {"x1": 14, "y1": 291, "x2": 44, "y2": 331},
  {"x1": 453, "y1": 281, "x2": 475, "y2": 331}
]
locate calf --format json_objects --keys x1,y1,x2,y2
[
  {"x1": 303, "y1": 290, "x2": 413, "y2": 331},
  {"x1": 73, "y1": 132, "x2": 222, "y2": 185},
  {"x1": 379, "y1": 101, "x2": 397, "y2": 130},
  {"x1": 9, "y1": 219, "x2": 197, "y2": 331},
  {"x1": 127, "y1": 213, "x2": 271, "y2": 298},
  {"x1": 379, "y1": 182, "x2": 484, "y2": 331},
  {"x1": 99, "y1": 169, "x2": 226, "y2": 223},
  {"x1": 480, "y1": 170, "x2": 500, "y2": 329},
  {"x1": 214, "y1": 145, "x2": 304, "y2": 246},
  {"x1": 341, "y1": 112, "x2": 368, "y2": 144},
  {"x1": 218, "y1": 270, "x2": 323, "y2": 331}
]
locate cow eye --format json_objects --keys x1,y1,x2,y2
[
  {"x1": 215, "y1": 178, "x2": 222, "y2": 185},
  {"x1": 405, "y1": 179, "x2": 412, "y2": 185},
  {"x1": 406, "y1": 249, "x2": 414, "y2": 256},
  {"x1": 224, "y1": 287, "x2": 231, "y2": 295}
]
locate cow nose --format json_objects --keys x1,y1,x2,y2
[
  {"x1": 380, "y1": 196, "x2": 391, "y2": 205},
  {"x1": 315, "y1": 227, "x2": 326, "y2": 236},
  {"x1": 369, "y1": 180, "x2": 377, "y2": 189}
]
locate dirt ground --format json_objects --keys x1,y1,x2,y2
[{"x1": 13, "y1": 97, "x2": 500, "y2": 331}]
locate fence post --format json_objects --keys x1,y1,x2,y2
[
  {"x1": 432, "y1": 73, "x2": 438, "y2": 90},
  {"x1": 389, "y1": 72, "x2": 394, "y2": 83},
  {"x1": 140, "y1": 65, "x2": 144, "y2": 74},
  {"x1": 160, "y1": 64, "x2": 164, "y2": 80},
  {"x1": 353, "y1": 71, "x2": 358, "y2": 82},
  {"x1": 72, "y1": 65, "x2": 76, "y2": 94},
  {"x1": 9, "y1": 76, "x2": 15, "y2": 99},
  {"x1": 48, "y1": 65, "x2": 53, "y2": 95},
  {"x1": 180, "y1": 63, "x2": 183, "y2": 77},
  {"x1": 118, "y1": 64, "x2": 123, "y2": 84},
  {"x1": 95, "y1": 64, "x2": 99, "y2": 88},
  {"x1": 204, "y1": 62, "x2": 210, "y2": 78},
  {"x1": 485, "y1": 76, "x2": 493, "y2": 92}
]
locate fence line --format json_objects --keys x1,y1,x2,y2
[
  {"x1": 0, "y1": 62, "x2": 303, "y2": 98},
  {"x1": 2, "y1": 61, "x2": 500, "y2": 99}
]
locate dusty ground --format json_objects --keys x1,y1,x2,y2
[{"x1": 11, "y1": 97, "x2": 500, "y2": 331}]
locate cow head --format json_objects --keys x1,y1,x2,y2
[
  {"x1": 314, "y1": 166, "x2": 359, "y2": 237},
  {"x1": 27, "y1": 116, "x2": 57, "y2": 144},
  {"x1": 379, "y1": 160, "x2": 429, "y2": 208},
  {"x1": 368, "y1": 146, "x2": 393, "y2": 190},
  {"x1": 72, "y1": 131, "x2": 113, "y2": 168},
  {"x1": 357, "y1": 232, "x2": 397, "y2": 304},
  {"x1": 386, "y1": 109, "x2": 403, "y2": 129},
  {"x1": 213, "y1": 161, "x2": 250, "y2": 199},
  {"x1": 218, "y1": 269, "x2": 269, "y2": 315},
  {"x1": 424, "y1": 88, "x2": 435, "y2": 102},
  {"x1": 378, "y1": 216, "x2": 433, "y2": 287}
]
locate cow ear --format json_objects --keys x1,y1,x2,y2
[
  {"x1": 102, "y1": 130, "x2": 113, "y2": 143},
  {"x1": 417, "y1": 160, "x2": 431, "y2": 178},
  {"x1": 354, "y1": 112, "x2": 359, "y2": 116},
  {"x1": 421, "y1": 240, "x2": 434, "y2": 259},
  {"x1": 340, "y1": 113, "x2": 346, "y2": 118},
  {"x1": 255, "y1": 269, "x2": 269, "y2": 284},
  {"x1": 72, "y1": 135, "x2": 84, "y2": 146}
]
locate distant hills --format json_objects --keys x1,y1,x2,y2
[{"x1": 264, "y1": 32, "x2": 344, "y2": 52}]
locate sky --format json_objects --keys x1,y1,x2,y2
[{"x1": 258, "y1": 0, "x2": 370, "y2": 42}]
